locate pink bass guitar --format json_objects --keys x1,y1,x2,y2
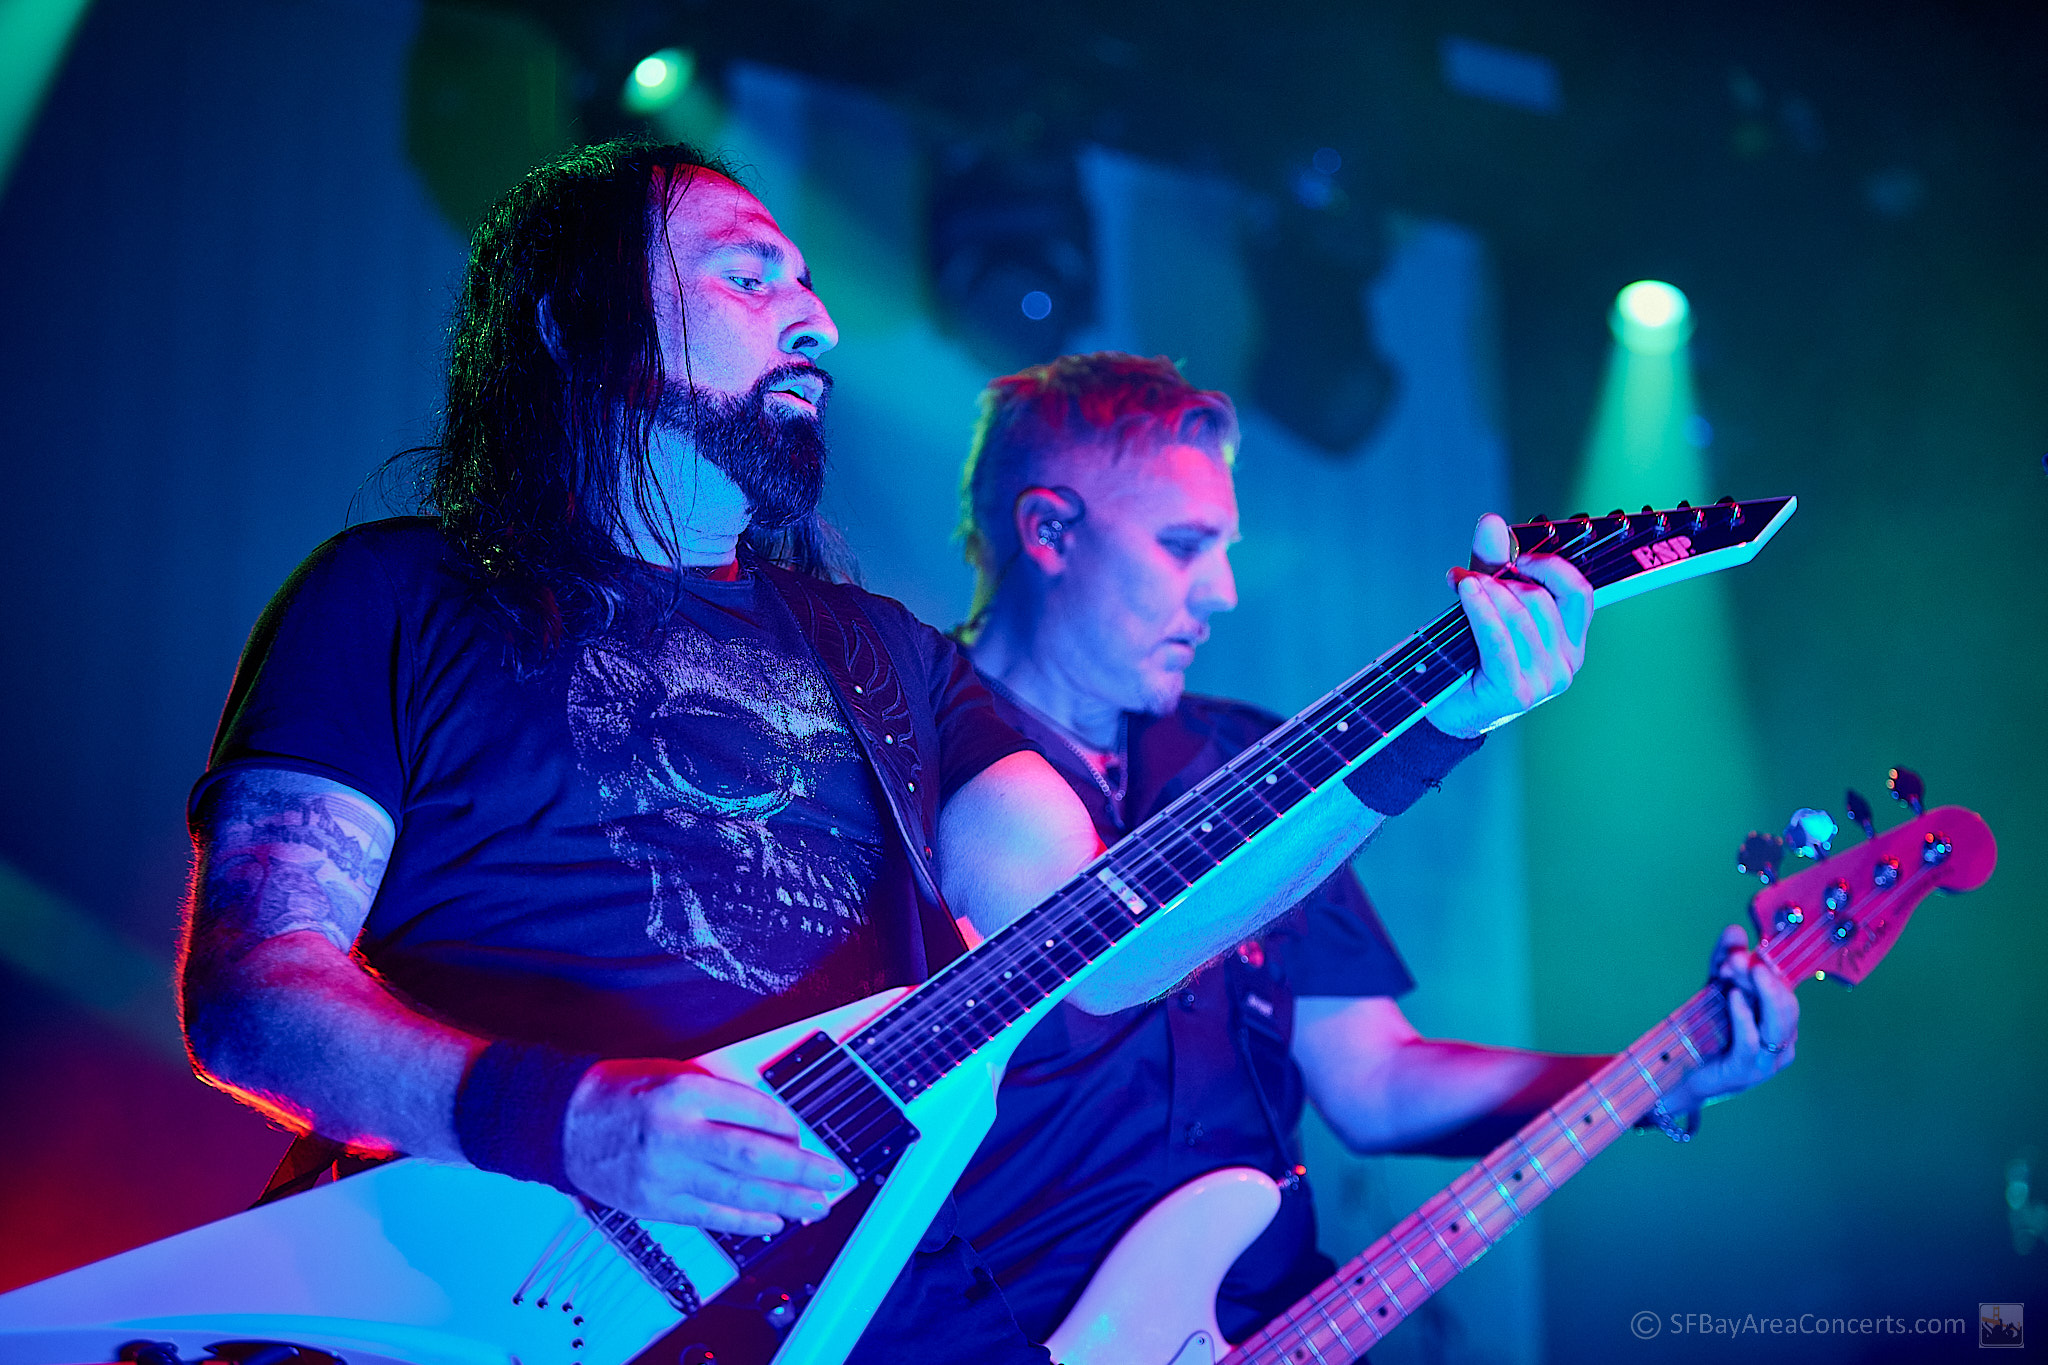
[
  {"x1": 1045, "y1": 788, "x2": 1996, "y2": 1365},
  {"x1": 0, "y1": 500, "x2": 1795, "y2": 1365}
]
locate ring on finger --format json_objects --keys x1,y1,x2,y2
[{"x1": 1760, "y1": 1039, "x2": 1785, "y2": 1054}]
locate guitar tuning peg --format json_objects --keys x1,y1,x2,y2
[
  {"x1": 1737, "y1": 831, "x2": 1787, "y2": 884},
  {"x1": 1888, "y1": 767, "x2": 1925, "y2": 815},
  {"x1": 1783, "y1": 808, "x2": 1838, "y2": 860},
  {"x1": 1844, "y1": 788, "x2": 1876, "y2": 839}
]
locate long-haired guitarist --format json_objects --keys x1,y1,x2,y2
[
  {"x1": 176, "y1": 143, "x2": 1596, "y2": 1362},
  {"x1": 946, "y1": 353, "x2": 1800, "y2": 1350}
]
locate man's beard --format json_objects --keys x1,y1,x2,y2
[{"x1": 655, "y1": 363, "x2": 832, "y2": 531}]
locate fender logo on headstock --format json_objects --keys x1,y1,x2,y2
[{"x1": 1630, "y1": 535, "x2": 1695, "y2": 570}]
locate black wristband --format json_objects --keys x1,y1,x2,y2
[
  {"x1": 454, "y1": 1040, "x2": 599, "y2": 1195},
  {"x1": 1343, "y1": 720, "x2": 1484, "y2": 816}
]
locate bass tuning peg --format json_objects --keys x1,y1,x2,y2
[
  {"x1": 1737, "y1": 831, "x2": 1787, "y2": 885},
  {"x1": 1888, "y1": 766, "x2": 1925, "y2": 815},
  {"x1": 1784, "y1": 808, "x2": 1838, "y2": 861},
  {"x1": 1844, "y1": 788, "x2": 1876, "y2": 839}
]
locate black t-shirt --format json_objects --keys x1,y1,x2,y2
[
  {"x1": 952, "y1": 690, "x2": 1415, "y2": 1345},
  {"x1": 192, "y1": 519, "x2": 1029, "y2": 1059}
]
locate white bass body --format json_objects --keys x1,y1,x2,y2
[{"x1": 1043, "y1": 1168, "x2": 1279, "y2": 1365}]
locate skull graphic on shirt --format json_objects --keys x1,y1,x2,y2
[{"x1": 567, "y1": 615, "x2": 879, "y2": 994}]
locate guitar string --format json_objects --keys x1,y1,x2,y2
[
  {"x1": 814, "y1": 515, "x2": 1722, "y2": 1129},
  {"x1": 743, "y1": 511, "x2": 1776, "y2": 1258},
  {"x1": 785, "y1": 555, "x2": 1627, "y2": 1142},
  {"x1": 1231, "y1": 856, "x2": 1944, "y2": 1363},
  {"x1": 776, "y1": 513, "x2": 1740, "y2": 1119},
  {"x1": 850, "y1": 516, "x2": 1653, "y2": 1076},
  {"x1": 792, "y1": 516, "x2": 1684, "y2": 1123}
]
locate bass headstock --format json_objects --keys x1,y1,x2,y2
[{"x1": 1749, "y1": 803, "x2": 1996, "y2": 987}]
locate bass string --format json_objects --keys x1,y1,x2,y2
[{"x1": 1240, "y1": 992, "x2": 1729, "y2": 1361}]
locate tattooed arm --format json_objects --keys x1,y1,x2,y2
[
  {"x1": 181, "y1": 767, "x2": 846, "y2": 1231},
  {"x1": 180, "y1": 767, "x2": 477, "y2": 1159}
]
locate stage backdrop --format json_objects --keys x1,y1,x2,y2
[{"x1": 4, "y1": 3, "x2": 2045, "y2": 1364}]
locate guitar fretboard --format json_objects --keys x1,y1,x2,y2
[
  {"x1": 851, "y1": 605, "x2": 1481, "y2": 1097},
  {"x1": 844, "y1": 500, "x2": 1787, "y2": 1102}
]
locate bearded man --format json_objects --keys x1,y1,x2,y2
[
  {"x1": 946, "y1": 353, "x2": 1799, "y2": 1350},
  {"x1": 176, "y1": 141, "x2": 1591, "y2": 1362}
]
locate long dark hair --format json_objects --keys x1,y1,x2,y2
[{"x1": 422, "y1": 137, "x2": 841, "y2": 659}]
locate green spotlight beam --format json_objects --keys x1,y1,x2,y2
[
  {"x1": 1525, "y1": 284, "x2": 1768, "y2": 1035},
  {"x1": 0, "y1": 858, "x2": 185, "y2": 1063},
  {"x1": 0, "y1": 0, "x2": 95, "y2": 199}
]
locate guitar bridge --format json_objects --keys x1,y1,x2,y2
[{"x1": 586, "y1": 1201, "x2": 703, "y2": 1314}]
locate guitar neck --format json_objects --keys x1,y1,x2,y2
[
  {"x1": 845, "y1": 497, "x2": 1795, "y2": 1102},
  {"x1": 1225, "y1": 987, "x2": 1733, "y2": 1365},
  {"x1": 851, "y1": 604, "x2": 1480, "y2": 1097}
]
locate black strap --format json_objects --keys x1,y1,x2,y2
[{"x1": 755, "y1": 567, "x2": 971, "y2": 977}]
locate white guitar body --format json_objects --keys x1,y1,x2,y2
[
  {"x1": 0, "y1": 987, "x2": 1025, "y2": 1365},
  {"x1": 0, "y1": 499, "x2": 1801, "y2": 1365},
  {"x1": 1043, "y1": 1169, "x2": 1280, "y2": 1365}
]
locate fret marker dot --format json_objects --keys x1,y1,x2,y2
[
  {"x1": 1265, "y1": 773, "x2": 1277, "y2": 784},
  {"x1": 1004, "y1": 970, "x2": 1013, "y2": 979},
  {"x1": 1413, "y1": 661, "x2": 1426, "y2": 674},
  {"x1": 1335, "y1": 720, "x2": 1348, "y2": 732},
  {"x1": 1200, "y1": 822, "x2": 1213, "y2": 833},
  {"x1": 1045, "y1": 939, "x2": 1055, "y2": 948},
  {"x1": 966, "y1": 999, "x2": 975, "y2": 1007}
]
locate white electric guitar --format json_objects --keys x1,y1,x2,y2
[
  {"x1": 1044, "y1": 791, "x2": 1996, "y2": 1365},
  {"x1": 0, "y1": 500, "x2": 1796, "y2": 1365}
]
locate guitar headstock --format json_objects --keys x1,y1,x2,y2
[
  {"x1": 1750, "y1": 804, "x2": 1996, "y2": 986},
  {"x1": 1511, "y1": 496, "x2": 1797, "y2": 609}
]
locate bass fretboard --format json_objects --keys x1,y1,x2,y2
[{"x1": 1225, "y1": 987, "x2": 1734, "y2": 1364}]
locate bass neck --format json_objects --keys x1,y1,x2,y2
[
  {"x1": 1222, "y1": 801, "x2": 1995, "y2": 1365},
  {"x1": 1226, "y1": 987, "x2": 1729, "y2": 1363}
]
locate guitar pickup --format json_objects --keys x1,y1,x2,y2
[{"x1": 763, "y1": 1032, "x2": 920, "y2": 1182}]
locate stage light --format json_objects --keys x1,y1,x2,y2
[
  {"x1": 1, "y1": 0, "x2": 95, "y2": 196},
  {"x1": 1524, "y1": 267, "x2": 1764, "y2": 1037},
  {"x1": 1611, "y1": 280, "x2": 1693, "y2": 354},
  {"x1": 1243, "y1": 196, "x2": 1400, "y2": 455},
  {"x1": 927, "y1": 147, "x2": 1096, "y2": 369},
  {"x1": 623, "y1": 47, "x2": 693, "y2": 116}
]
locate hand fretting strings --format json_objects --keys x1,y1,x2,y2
[{"x1": 1222, "y1": 853, "x2": 1947, "y2": 1365}]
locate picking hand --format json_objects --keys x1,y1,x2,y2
[
  {"x1": 1428, "y1": 513, "x2": 1593, "y2": 740},
  {"x1": 563, "y1": 1058, "x2": 850, "y2": 1233}
]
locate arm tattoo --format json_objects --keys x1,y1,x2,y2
[{"x1": 186, "y1": 775, "x2": 393, "y2": 981}]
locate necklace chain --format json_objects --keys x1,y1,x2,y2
[{"x1": 980, "y1": 674, "x2": 1129, "y2": 814}]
